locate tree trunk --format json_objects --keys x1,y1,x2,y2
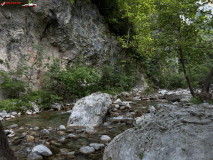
[
  {"x1": 0, "y1": 121, "x2": 16, "y2": 160},
  {"x1": 179, "y1": 49, "x2": 195, "y2": 97},
  {"x1": 201, "y1": 67, "x2": 213, "y2": 100},
  {"x1": 178, "y1": 16, "x2": 195, "y2": 97}
]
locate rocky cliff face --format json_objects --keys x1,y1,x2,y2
[{"x1": 0, "y1": 0, "x2": 120, "y2": 90}]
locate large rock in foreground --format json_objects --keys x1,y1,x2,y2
[
  {"x1": 68, "y1": 92, "x2": 112, "y2": 127},
  {"x1": 103, "y1": 104, "x2": 213, "y2": 160}
]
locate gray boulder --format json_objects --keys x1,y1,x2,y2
[
  {"x1": 32, "y1": 144, "x2": 52, "y2": 157},
  {"x1": 104, "y1": 105, "x2": 213, "y2": 160},
  {"x1": 67, "y1": 92, "x2": 112, "y2": 127}
]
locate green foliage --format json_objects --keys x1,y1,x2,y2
[
  {"x1": 158, "y1": 70, "x2": 187, "y2": 89},
  {"x1": 144, "y1": 87, "x2": 155, "y2": 94},
  {"x1": 100, "y1": 65, "x2": 136, "y2": 93},
  {"x1": 20, "y1": 90, "x2": 62, "y2": 109},
  {"x1": 0, "y1": 71, "x2": 25, "y2": 99},
  {"x1": 117, "y1": 0, "x2": 155, "y2": 56},
  {"x1": 139, "y1": 153, "x2": 144, "y2": 159},
  {"x1": 43, "y1": 59, "x2": 101, "y2": 100},
  {"x1": 0, "y1": 99, "x2": 32, "y2": 112},
  {"x1": 187, "y1": 58, "x2": 213, "y2": 88},
  {"x1": 153, "y1": 0, "x2": 213, "y2": 91},
  {"x1": 190, "y1": 97, "x2": 202, "y2": 104},
  {"x1": 57, "y1": 66, "x2": 101, "y2": 98},
  {"x1": 92, "y1": 0, "x2": 155, "y2": 62},
  {"x1": 42, "y1": 58, "x2": 136, "y2": 101}
]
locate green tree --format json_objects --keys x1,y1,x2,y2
[
  {"x1": 117, "y1": 0, "x2": 155, "y2": 59},
  {"x1": 154, "y1": 0, "x2": 213, "y2": 99}
]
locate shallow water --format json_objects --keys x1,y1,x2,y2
[{"x1": 2, "y1": 100, "x2": 165, "y2": 160}]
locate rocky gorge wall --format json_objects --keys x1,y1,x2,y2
[{"x1": 0, "y1": 0, "x2": 121, "y2": 91}]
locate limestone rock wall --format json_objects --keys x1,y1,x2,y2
[{"x1": 0, "y1": 0, "x2": 120, "y2": 90}]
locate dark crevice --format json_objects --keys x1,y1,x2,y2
[{"x1": 39, "y1": 9, "x2": 58, "y2": 43}]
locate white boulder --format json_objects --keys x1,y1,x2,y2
[{"x1": 67, "y1": 92, "x2": 112, "y2": 127}]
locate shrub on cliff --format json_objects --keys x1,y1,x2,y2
[{"x1": 0, "y1": 71, "x2": 25, "y2": 99}]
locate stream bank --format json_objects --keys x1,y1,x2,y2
[{"x1": 2, "y1": 89, "x2": 196, "y2": 160}]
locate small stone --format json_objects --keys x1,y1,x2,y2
[
  {"x1": 58, "y1": 125, "x2": 66, "y2": 131},
  {"x1": 7, "y1": 130, "x2": 15, "y2": 137},
  {"x1": 79, "y1": 146, "x2": 95, "y2": 154},
  {"x1": 133, "y1": 97, "x2": 141, "y2": 101},
  {"x1": 85, "y1": 126, "x2": 97, "y2": 134},
  {"x1": 112, "y1": 108, "x2": 118, "y2": 112},
  {"x1": 114, "y1": 99, "x2": 122, "y2": 104},
  {"x1": 89, "y1": 143, "x2": 104, "y2": 150},
  {"x1": 31, "y1": 102, "x2": 39, "y2": 113},
  {"x1": 26, "y1": 110, "x2": 32, "y2": 115},
  {"x1": 5, "y1": 114, "x2": 11, "y2": 118},
  {"x1": 67, "y1": 151, "x2": 75, "y2": 159},
  {"x1": 26, "y1": 135, "x2": 35, "y2": 142},
  {"x1": 76, "y1": 129, "x2": 84, "y2": 133},
  {"x1": 51, "y1": 140, "x2": 62, "y2": 147},
  {"x1": 58, "y1": 137, "x2": 66, "y2": 143},
  {"x1": 8, "y1": 124, "x2": 18, "y2": 129},
  {"x1": 121, "y1": 101, "x2": 131, "y2": 108},
  {"x1": 40, "y1": 129, "x2": 50, "y2": 134},
  {"x1": 51, "y1": 103, "x2": 62, "y2": 110},
  {"x1": 120, "y1": 106, "x2": 126, "y2": 110},
  {"x1": 4, "y1": 130, "x2": 11, "y2": 136},
  {"x1": 101, "y1": 135, "x2": 111, "y2": 142},
  {"x1": 11, "y1": 111, "x2": 17, "y2": 116},
  {"x1": 110, "y1": 112, "x2": 119, "y2": 117},
  {"x1": 33, "y1": 127, "x2": 40, "y2": 131},
  {"x1": 0, "y1": 110, "x2": 7, "y2": 118},
  {"x1": 32, "y1": 144, "x2": 52, "y2": 156},
  {"x1": 57, "y1": 131, "x2": 65, "y2": 135},
  {"x1": 148, "y1": 106, "x2": 156, "y2": 114},
  {"x1": 173, "y1": 102, "x2": 179, "y2": 105},
  {"x1": 22, "y1": 132, "x2": 28, "y2": 136},
  {"x1": 67, "y1": 134, "x2": 77, "y2": 138},
  {"x1": 114, "y1": 104, "x2": 119, "y2": 109},
  {"x1": 60, "y1": 148, "x2": 69, "y2": 155}
]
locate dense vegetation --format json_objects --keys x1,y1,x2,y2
[
  {"x1": 93, "y1": 0, "x2": 213, "y2": 98},
  {"x1": 0, "y1": 58, "x2": 136, "y2": 111}
]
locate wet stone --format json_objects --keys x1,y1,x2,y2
[
  {"x1": 32, "y1": 144, "x2": 52, "y2": 157},
  {"x1": 101, "y1": 135, "x2": 111, "y2": 142},
  {"x1": 89, "y1": 143, "x2": 105, "y2": 150},
  {"x1": 79, "y1": 146, "x2": 95, "y2": 154}
]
